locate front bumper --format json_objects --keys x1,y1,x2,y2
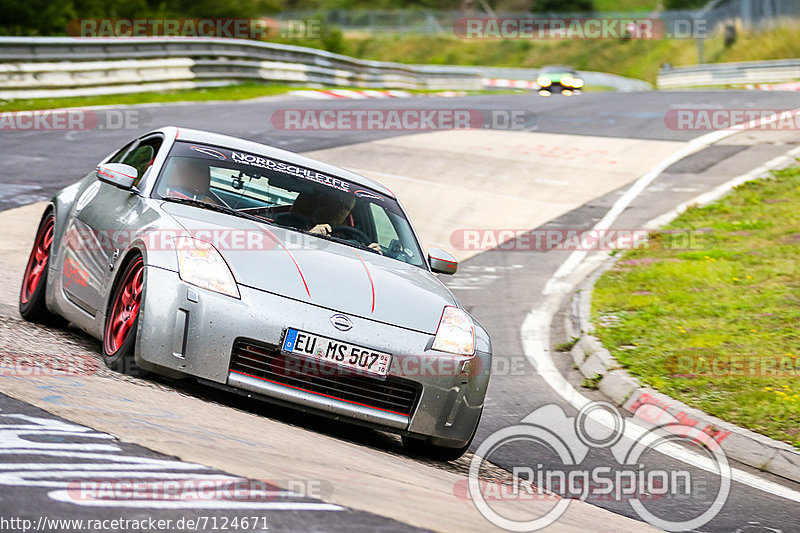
[
  {"x1": 538, "y1": 80, "x2": 583, "y2": 91},
  {"x1": 137, "y1": 266, "x2": 490, "y2": 447}
]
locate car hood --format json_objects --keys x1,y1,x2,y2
[{"x1": 162, "y1": 203, "x2": 456, "y2": 334}]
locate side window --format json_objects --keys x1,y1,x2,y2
[
  {"x1": 107, "y1": 141, "x2": 135, "y2": 163},
  {"x1": 121, "y1": 137, "x2": 163, "y2": 186},
  {"x1": 369, "y1": 203, "x2": 400, "y2": 248}
]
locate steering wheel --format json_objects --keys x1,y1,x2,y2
[{"x1": 330, "y1": 225, "x2": 372, "y2": 246}]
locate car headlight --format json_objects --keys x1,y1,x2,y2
[
  {"x1": 562, "y1": 76, "x2": 574, "y2": 87},
  {"x1": 174, "y1": 237, "x2": 240, "y2": 299},
  {"x1": 432, "y1": 306, "x2": 475, "y2": 355},
  {"x1": 537, "y1": 76, "x2": 551, "y2": 87},
  {"x1": 572, "y1": 78, "x2": 584, "y2": 88}
]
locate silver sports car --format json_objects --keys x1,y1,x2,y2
[{"x1": 19, "y1": 127, "x2": 491, "y2": 460}]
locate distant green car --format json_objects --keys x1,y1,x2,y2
[{"x1": 536, "y1": 65, "x2": 584, "y2": 92}]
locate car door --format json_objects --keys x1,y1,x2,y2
[{"x1": 61, "y1": 134, "x2": 163, "y2": 316}]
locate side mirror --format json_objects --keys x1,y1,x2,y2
[
  {"x1": 96, "y1": 163, "x2": 137, "y2": 190},
  {"x1": 428, "y1": 248, "x2": 458, "y2": 275}
]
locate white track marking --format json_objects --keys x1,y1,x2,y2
[
  {"x1": 0, "y1": 463, "x2": 212, "y2": 471},
  {"x1": 0, "y1": 409, "x2": 338, "y2": 510},
  {"x1": 0, "y1": 450, "x2": 208, "y2": 466},
  {"x1": 0, "y1": 471, "x2": 241, "y2": 489}
]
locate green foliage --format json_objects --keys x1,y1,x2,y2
[
  {"x1": 331, "y1": 21, "x2": 800, "y2": 84},
  {"x1": 592, "y1": 166, "x2": 800, "y2": 448},
  {"x1": 664, "y1": 0, "x2": 707, "y2": 9},
  {"x1": 530, "y1": 0, "x2": 594, "y2": 13},
  {"x1": 0, "y1": 83, "x2": 470, "y2": 111},
  {"x1": 554, "y1": 337, "x2": 580, "y2": 352},
  {"x1": 272, "y1": 17, "x2": 346, "y2": 53},
  {"x1": 290, "y1": 0, "x2": 464, "y2": 7},
  {"x1": 0, "y1": 83, "x2": 296, "y2": 111},
  {"x1": 0, "y1": 0, "x2": 283, "y2": 36},
  {"x1": 582, "y1": 374, "x2": 603, "y2": 390},
  {"x1": 2, "y1": 0, "x2": 798, "y2": 82}
]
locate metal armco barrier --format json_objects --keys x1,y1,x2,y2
[
  {"x1": 0, "y1": 37, "x2": 651, "y2": 99},
  {"x1": 658, "y1": 58, "x2": 800, "y2": 89},
  {"x1": 0, "y1": 37, "x2": 482, "y2": 99}
]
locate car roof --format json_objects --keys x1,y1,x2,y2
[
  {"x1": 540, "y1": 65, "x2": 576, "y2": 72},
  {"x1": 151, "y1": 126, "x2": 395, "y2": 198}
]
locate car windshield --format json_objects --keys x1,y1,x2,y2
[
  {"x1": 541, "y1": 66, "x2": 576, "y2": 75},
  {"x1": 154, "y1": 141, "x2": 425, "y2": 267}
]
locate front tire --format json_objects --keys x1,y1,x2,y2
[
  {"x1": 102, "y1": 255, "x2": 147, "y2": 376},
  {"x1": 19, "y1": 211, "x2": 65, "y2": 326}
]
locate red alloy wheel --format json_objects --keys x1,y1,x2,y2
[
  {"x1": 104, "y1": 257, "x2": 144, "y2": 355},
  {"x1": 20, "y1": 215, "x2": 55, "y2": 304}
]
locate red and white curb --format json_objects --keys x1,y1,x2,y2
[
  {"x1": 287, "y1": 89, "x2": 467, "y2": 100},
  {"x1": 756, "y1": 81, "x2": 800, "y2": 91},
  {"x1": 483, "y1": 78, "x2": 539, "y2": 89},
  {"x1": 288, "y1": 89, "x2": 413, "y2": 100}
]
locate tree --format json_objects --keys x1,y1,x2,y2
[{"x1": 530, "y1": 0, "x2": 594, "y2": 13}]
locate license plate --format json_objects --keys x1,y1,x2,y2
[{"x1": 281, "y1": 328, "x2": 392, "y2": 377}]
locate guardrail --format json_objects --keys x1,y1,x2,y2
[
  {"x1": 0, "y1": 37, "x2": 651, "y2": 99},
  {"x1": 658, "y1": 58, "x2": 800, "y2": 88},
  {"x1": 0, "y1": 37, "x2": 483, "y2": 99}
]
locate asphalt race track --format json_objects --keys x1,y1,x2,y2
[
  {"x1": 2, "y1": 90, "x2": 800, "y2": 532},
  {"x1": 0, "y1": 392, "x2": 428, "y2": 532},
  {"x1": 3, "y1": 90, "x2": 800, "y2": 210}
]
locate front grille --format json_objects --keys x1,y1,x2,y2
[{"x1": 230, "y1": 339, "x2": 420, "y2": 417}]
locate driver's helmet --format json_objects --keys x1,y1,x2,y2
[
  {"x1": 162, "y1": 157, "x2": 211, "y2": 199},
  {"x1": 292, "y1": 189, "x2": 355, "y2": 226}
]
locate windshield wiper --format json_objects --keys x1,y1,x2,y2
[
  {"x1": 161, "y1": 196, "x2": 272, "y2": 226},
  {"x1": 306, "y1": 230, "x2": 380, "y2": 255}
]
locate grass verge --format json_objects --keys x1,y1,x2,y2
[
  {"x1": 592, "y1": 165, "x2": 800, "y2": 448},
  {"x1": 0, "y1": 83, "x2": 500, "y2": 112},
  {"x1": 0, "y1": 83, "x2": 301, "y2": 112},
  {"x1": 336, "y1": 24, "x2": 800, "y2": 85}
]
